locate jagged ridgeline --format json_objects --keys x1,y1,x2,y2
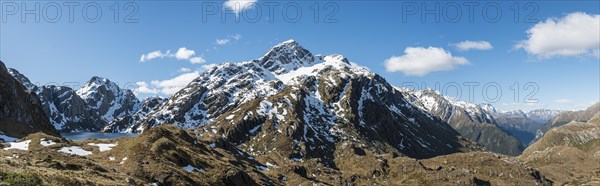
[{"x1": 9, "y1": 68, "x2": 141, "y2": 133}]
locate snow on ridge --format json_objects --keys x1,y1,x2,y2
[{"x1": 275, "y1": 54, "x2": 370, "y2": 85}]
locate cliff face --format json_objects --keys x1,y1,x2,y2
[{"x1": 0, "y1": 61, "x2": 58, "y2": 138}]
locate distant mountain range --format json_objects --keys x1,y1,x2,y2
[
  {"x1": 0, "y1": 40, "x2": 587, "y2": 157},
  {"x1": 493, "y1": 109, "x2": 561, "y2": 146},
  {"x1": 401, "y1": 89, "x2": 524, "y2": 155}
]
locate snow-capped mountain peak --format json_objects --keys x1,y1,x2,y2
[
  {"x1": 76, "y1": 76, "x2": 140, "y2": 123},
  {"x1": 258, "y1": 39, "x2": 318, "y2": 75},
  {"x1": 76, "y1": 76, "x2": 120, "y2": 99}
]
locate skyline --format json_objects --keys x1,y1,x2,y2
[{"x1": 1, "y1": 0, "x2": 599, "y2": 111}]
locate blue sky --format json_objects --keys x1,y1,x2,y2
[{"x1": 1, "y1": 0, "x2": 598, "y2": 111}]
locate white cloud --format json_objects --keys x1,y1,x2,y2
[
  {"x1": 178, "y1": 68, "x2": 192, "y2": 73},
  {"x1": 175, "y1": 47, "x2": 196, "y2": 60},
  {"x1": 189, "y1": 57, "x2": 206, "y2": 64},
  {"x1": 140, "y1": 50, "x2": 164, "y2": 62},
  {"x1": 201, "y1": 64, "x2": 217, "y2": 71},
  {"x1": 232, "y1": 34, "x2": 242, "y2": 40},
  {"x1": 385, "y1": 47, "x2": 469, "y2": 76},
  {"x1": 454, "y1": 40, "x2": 493, "y2": 51},
  {"x1": 151, "y1": 72, "x2": 200, "y2": 95},
  {"x1": 555, "y1": 98, "x2": 574, "y2": 104},
  {"x1": 134, "y1": 82, "x2": 159, "y2": 94},
  {"x1": 516, "y1": 12, "x2": 600, "y2": 58},
  {"x1": 224, "y1": 0, "x2": 257, "y2": 16},
  {"x1": 216, "y1": 39, "x2": 230, "y2": 45},
  {"x1": 139, "y1": 47, "x2": 205, "y2": 64},
  {"x1": 136, "y1": 65, "x2": 217, "y2": 96},
  {"x1": 215, "y1": 34, "x2": 242, "y2": 46}
]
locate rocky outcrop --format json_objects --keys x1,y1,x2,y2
[{"x1": 0, "y1": 61, "x2": 58, "y2": 138}]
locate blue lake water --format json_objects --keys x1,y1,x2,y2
[{"x1": 61, "y1": 132, "x2": 140, "y2": 140}]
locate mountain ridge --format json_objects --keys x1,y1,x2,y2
[
  {"x1": 7, "y1": 69, "x2": 142, "y2": 132},
  {"x1": 0, "y1": 61, "x2": 58, "y2": 139}
]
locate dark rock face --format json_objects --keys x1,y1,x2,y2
[
  {"x1": 36, "y1": 85, "x2": 102, "y2": 132},
  {"x1": 402, "y1": 89, "x2": 525, "y2": 156},
  {"x1": 0, "y1": 61, "x2": 58, "y2": 138},
  {"x1": 7, "y1": 68, "x2": 36, "y2": 91},
  {"x1": 8, "y1": 69, "x2": 141, "y2": 132}
]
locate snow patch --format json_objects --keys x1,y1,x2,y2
[
  {"x1": 40, "y1": 138, "x2": 56, "y2": 147},
  {"x1": 88, "y1": 143, "x2": 117, "y2": 152},
  {"x1": 182, "y1": 165, "x2": 205, "y2": 173},
  {"x1": 256, "y1": 165, "x2": 270, "y2": 171},
  {"x1": 58, "y1": 146, "x2": 93, "y2": 156},
  {"x1": 120, "y1": 157, "x2": 128, "y2": 164},
  {"x1": 3, "y1": 140, "x2": 31, "y2": 151}
]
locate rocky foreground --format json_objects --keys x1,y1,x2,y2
[{"x1": 1, "y1": 125, "x2": 551, "y2": 186}]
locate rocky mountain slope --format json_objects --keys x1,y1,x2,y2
[
  {"x1": 538, "y1": 102, "x2": 600, "y2": 136},
  {"x1": 494, "y1": 109, "x2": 561, "y2": 146},
  {"x1": 0, "y1": 125, "x2": 551, "y2": 185},
  {"x1": 0, "y1": 61, "x2": 58, "y2": 140},
  {"x1": 103, "y1": 96, "x2": 166, "y2": 133},
  {"x1": 519, "y1": 106, "x2": 600, "y2": 185},
  {"x1": 8, "y1": 69, "x2": 140, "y2": 132},
  {"x1": 401, "y1": 89, "x2": 525, "y2": 156}
]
